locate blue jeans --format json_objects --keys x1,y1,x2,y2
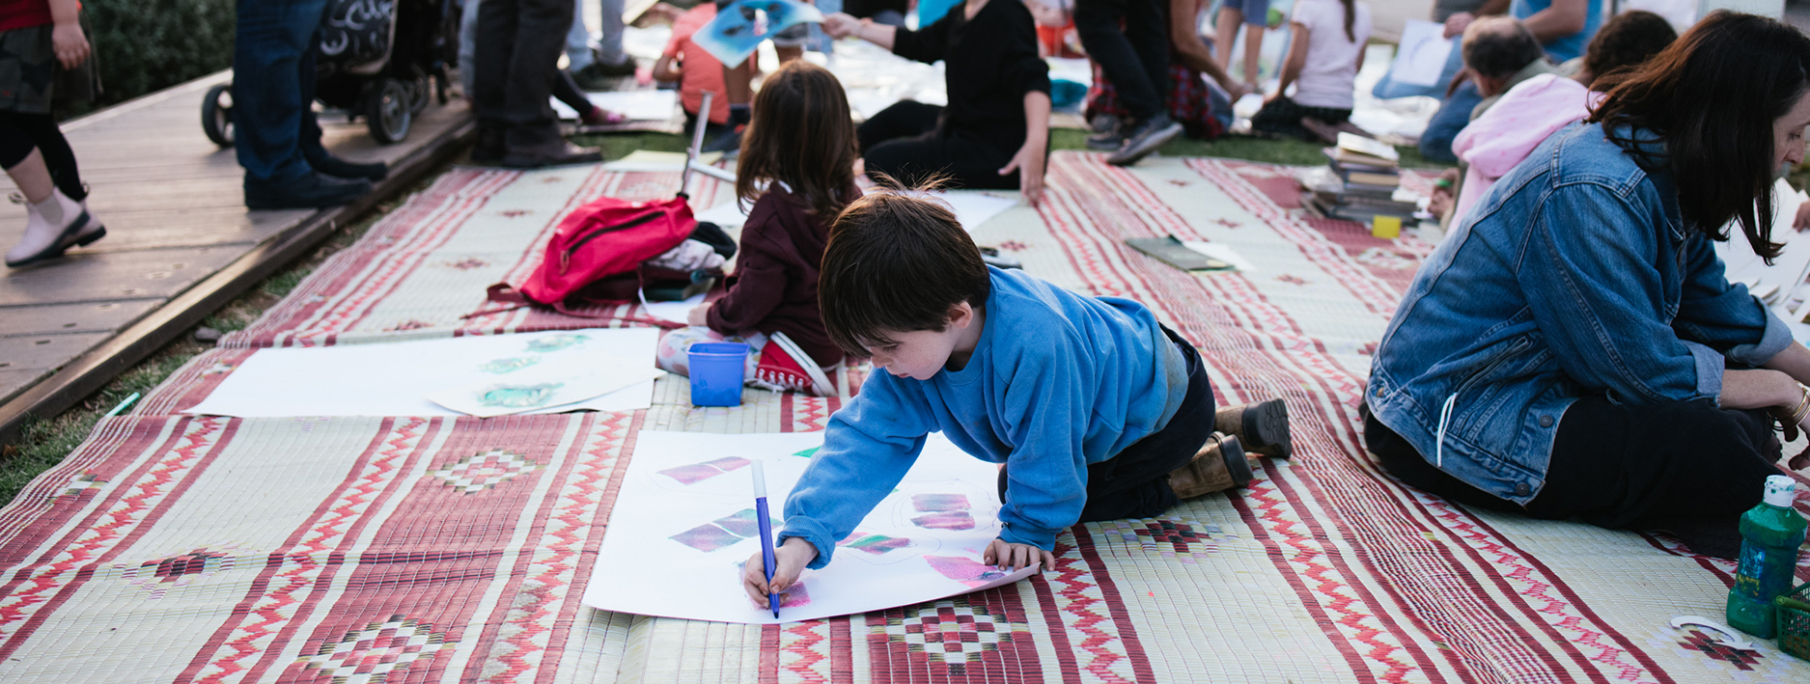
[
  {"x1": 566, "y1": 0, "x2": 626, "y2": 70},
  {"x1": 1370, "y1": 38, "x2": 1463, "y2": 100},
  {"x1": 233, "y1": 0, "x2": 330, "y2": 185},
  {"x1": 1417, "y1": 80, "x2": 1481, "y2": 163}
]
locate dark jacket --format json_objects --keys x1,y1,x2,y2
[{"x1": 705, "y1": 184, "x2": 858, "y2": 367}]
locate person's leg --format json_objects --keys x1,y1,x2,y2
[
  {"x1": 2, "y1": 113, "x2": 102, "y2": 267},
  {"x1": 565, "y1": 0, "x2": 595, "y2": 72},
  {"x1": 14, "y1": 111, "x2": 85, "y2": 201},
  {"x1": 1240, "y1": 22, "x2": 1264, "y2": 86},
  {"x1": 1073, "y1": 0, "x2": 1161, "y2": 124},
  {"x1": 1213, "y1": 6, "x2": 1243, "y2": 75},
  {"x1": 459, "y1": 0, "x2": 481, "y2": 97},
  {"x1": 864, "y1": 129, "x2": 1016, "y2": 190},
  {"x1": 1527, "y1": 397, "x2": 1781, "y2": 558},
  {"x1": 552, "y1": 67, "x2": 592, "y2": 112},
  {"x1": 298, "y1": 28, "x2": 387, "y2": 181},
  {"x1": 233, "y1": 0, "x2": 332, "y2": 186},
  {"x1": 855, "y1": 100, "x2": 942, "y2": 152},
  {"x1": 1418, "y1": 80, "x2": 1482, "y2": 163},
  {"x1": 595, "y1": 0, "x2": 627, "y2": 64},
  {"x1": 1362, "y1": 404, "x2": 1526, "y2": 513},
  {"x1": 501, "y1": 0, "x2": 601, "y2": 164},
  {"x1": 1125, "y1": 0, "x2": 1169, "y2": 116}
]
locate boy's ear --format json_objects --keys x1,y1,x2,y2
[{"x1": 946, "y1": 301, "x2": 976, "y2": 329}]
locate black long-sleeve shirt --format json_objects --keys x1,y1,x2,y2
[{"x1": 891, "y1": 0, "x2": 1051, "y2": 144}]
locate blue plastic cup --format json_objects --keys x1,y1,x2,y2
[{"x1": 688, "y1": 342, "x2": 749, "y2": 407}]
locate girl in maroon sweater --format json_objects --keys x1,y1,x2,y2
[{"x1": 654, "y1": 61, "x2": 862, "y2": 396}]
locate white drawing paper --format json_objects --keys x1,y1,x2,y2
[
  {"x1": 583, "y1": 430, "x2": 1041, "y2": 624},
  {"x1": 1388, "y1": 20, "x2": 1456, "y2": 88},
  {"x1": 426, "y1": 364, "x2": 665, "y2": 417},
  {"x1": 550, "y1": 89, "x2": 679, "y2": 121},
  {"x1": 185, "y1": 328, "x2": 664, "y2": 417},
  {"x1": 1182, "y1": 241, "x2": 1260, "y2": 272},
  {"x1": 640, "y1": 293, "x2": 707, "y2": 324}
]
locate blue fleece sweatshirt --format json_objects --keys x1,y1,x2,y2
[{"x1": 778, "y1": 268, "x2": 1191, "y2": 569}]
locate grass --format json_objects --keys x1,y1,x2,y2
[{"x1": 0, "y1": 127, "x2": 1388, "y2": 506}]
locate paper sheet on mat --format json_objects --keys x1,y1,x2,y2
[
  {"x1": 550, "y1": 90, "x2": 679, "y2": 121},
  {"x1": 583, "y1": 430, "x2": 1038, "y2": 624},
  {"x1": 427, "y1": 365, "x2": 664, "y2": 417},
  {"x1": 185, "y1": 328, "x2": 662, "y2": 417},
  {"x1": 690, "y1": 190, "x2": 1015, "y2": 231}
]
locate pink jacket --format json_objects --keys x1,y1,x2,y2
[{"x1": 1450, "y1": 74, "x2": 1605, "y2": 225}]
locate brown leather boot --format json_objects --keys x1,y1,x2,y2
[
  {"x1": 1168, "y1": 433, "x2": 1253, "y2": 499},
  {"x1": 1215, "y1": 399, "x2": 1292, "y2": 459}
]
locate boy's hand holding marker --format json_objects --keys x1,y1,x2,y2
[{"x1": 742, "y1": 537, "x2": 817, "y2": 609}]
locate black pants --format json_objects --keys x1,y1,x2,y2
[
  {"x1": 475, "y1": 0, "x2": 573, "y2": 149},
  {"x1": 858, "y1": 100, "x2": 1021, "y2": 191},
  {"x1": 552, "y1": 68, "x2": 590, "y2": 115},
  {"x1": 999, "y1": 327, "x2": 1217, "y2": 523},
  {"x1": 1073, "y1": 0, "x2": 1169, "y2": 123},
  {"x1": 1250, "y1": 96, "x2": 1352, "y2": 142},
  {"x1": 0, "y1": 111, "x2": 85, "y2": 201},
  {"x1": 1363, "y1": 397, "x2": 1781, "y2": 558}
]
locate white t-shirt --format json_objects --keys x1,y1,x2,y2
[{"x1": 1289, "y1": 0, "x2": 1373, "y2": 109}]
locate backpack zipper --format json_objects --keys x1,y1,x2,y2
[{"x1": 561, "y1": 211, "x2": 661, "y2": 273}]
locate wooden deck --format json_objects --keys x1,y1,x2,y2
[{"x1": 0, "y1": 70, "x2": 473, "y2": 443}]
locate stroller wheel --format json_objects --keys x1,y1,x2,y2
[
  {"x1": 365, "y1": 78, "x2": 413, "y2": 144},
  {"x1": 201, "y1": 83, "x2": 234, "y2": 147}
]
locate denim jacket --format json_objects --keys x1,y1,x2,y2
[{"x1": 1367, "y1": 122, "x2": 1793, "y2": 505}]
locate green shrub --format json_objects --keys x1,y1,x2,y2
[{"x1": 80, "y1": 0, "x2": 235, "y2": 111}]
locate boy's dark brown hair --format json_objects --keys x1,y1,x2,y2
[
  {"x1": 735, "y1": 61, "x2": 859, "y2": 218},
  {"x1": 1590, "y1": 10, "x2": 1810, "y2": 261},
  {"x1": 819, "y1": 181, "x2": 990, "y2": 355}
]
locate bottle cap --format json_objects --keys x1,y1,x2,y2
[{"x1": 1763, "y1": 475, "x2": 1797, "y2": 508}]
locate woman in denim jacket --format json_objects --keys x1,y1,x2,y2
[{"x1": 1365, "y1": 11, "x2": 1810, "y2": 558}]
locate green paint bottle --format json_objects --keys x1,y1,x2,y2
[{"x1": 1726, "y1": 475, "x2": 1807, "y2": 638}]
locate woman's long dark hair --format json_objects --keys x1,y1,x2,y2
[
  {"x1": 1588, "y1": 10, "x2": 1810, "y2": 260},
  {"x1": 735, "y1": 61, "x2": 860, "y2": 218}
]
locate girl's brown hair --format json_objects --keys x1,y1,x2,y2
[
  {"x1": 735, "y1": 61, "x2": 860, "y2": 218},
  {"x1": 1588, "y1": 10, "x2": 1810, "y2": 261}
]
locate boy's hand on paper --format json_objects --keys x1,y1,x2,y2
[
  {"x1": 743, "y1": 537, "x2": 817, "y2": 609},
  {"x1": 686, "y1": 302, "x2": 712, "y2": 327},
  {"x1": 983, "y1": 538, "x2": 1054, "y2": 573}
]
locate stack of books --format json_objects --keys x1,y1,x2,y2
[{"x1": 1300, "y1": 133, "x2": 1421, "y2": 223}]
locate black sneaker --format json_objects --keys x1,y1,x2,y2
[
  {"x1": 1086, "y1": 126, "x2": 1125, "y2": 151},
  {"x1": 572, "y1": 60, "x2": 637, "y2": 90},
  {"x1": 1106, "y1": 113, "x2": 1184, "y2": 167},
  {"x1": 245, "y1": 172, "x2": 372, "y2": 210},
  {"x1": 307, "y1": 151, "x2": 389, "y2": 181}
]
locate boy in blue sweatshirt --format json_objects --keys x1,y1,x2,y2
[{"x1": 740, "y1": 190, "x2": 1291, "y2": 606}]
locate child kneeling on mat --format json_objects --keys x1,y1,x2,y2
[
  {"x1": 654, "y1": 61, "x2": 862, "y2": 396},
  {"x1": 739, "y1": 188, "x2": 1292, "y2": 607}
]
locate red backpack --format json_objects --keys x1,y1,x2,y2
[{"x1": 477, "y1": 195, "x2": 710, "y2": 323}]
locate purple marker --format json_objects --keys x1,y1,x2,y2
[{"x1": 753, "y1": 461, "x2": 780, "y2": 619}]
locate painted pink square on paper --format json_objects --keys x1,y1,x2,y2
[
  {"x1": 669, "y1": 523, "x2": 742, "y2": 552},
  {"x1": 923, "y1": 555, "x2": 1008, "y2": 588},
  {"x1": 911, "y1": 512, "x2": 975, "y2": 530},
  {"x1": 658, "y1": 463, "x2": 727, "y2": 484},
  {"x1": 911, "y1": 493, "x2": 970, "y2": 512}
]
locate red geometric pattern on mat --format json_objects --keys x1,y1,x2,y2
[
  {"x1": 1184, "y1": 159, "x2": 1415, "y2": 317},
  {"x1": 865, "y1": 591, "x2": 1041, "y2": 682},
  {"x1": 187, "y1": 416, "x2": 436, "y2": 683},
  {"x1": 1676, "y1": 629, "x2": 1763, "y2": 671},
  {"x1": 0, "y1": 416, "x2": 229, "y2": 655},
  {"x1": 779, "y1": 620, "x2": 833, "y2": 683},
  {"x1": 294, "y1": 614, "x2": 453, "y2": 682},
  {"x1": 1022, "y1": 525, "x2": 1153, "y2": 683},
  {"x1": 484, "y1": 411, "x2": 637, "y2": 682}
]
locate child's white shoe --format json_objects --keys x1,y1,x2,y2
[{"x1": 5, "y1": 189, "x2": 106, "y2": 268}]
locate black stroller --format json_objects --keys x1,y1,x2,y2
[{"x1": 202, "y1": 0, "x2": 459, "y2": 147}]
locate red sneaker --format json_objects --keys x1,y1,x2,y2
[{"x1": 751, "y1": 331, "x2": 835, "y2": 396}]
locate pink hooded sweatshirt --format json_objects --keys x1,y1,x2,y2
[{"x1": 1450, "y1": 74, "x2": 1606, "y2": 225}]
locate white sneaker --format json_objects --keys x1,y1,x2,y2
[{"x1": 5, "y1": 189, "x2": 105, "y2": 267}]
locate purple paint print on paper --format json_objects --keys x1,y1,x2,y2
[
  {"x1": 713, "y1": 509, "x2": 761, "y2": 537},
  {"x1": 658, "y1": 463, "x2": 726, "y2": 485},
  {"x1": 924, "y1": 555, "x2": 1008, "y2": 588},
  {"x1": 841, "y1": 533, "x2": 911, "y2": 555},
  {"x1": 912, "y1": 493, "x2": 971, "y2": 512},
  {"x1": 669, "y1": 523, "x2": 743, "y2": 552},
  {"x1": 702, "y1": 456, "x2": 751, "y2": 472},
  {"x1": 911, "y1": 512, "x2": 975, "y2": 530}
]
